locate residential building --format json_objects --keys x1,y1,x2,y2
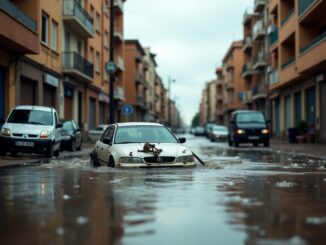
[
  {"x1": 199, "y1": 88, "x2": 208, "y2": 126},
  {"x1": 268, "y1": 0, "x2": 326, "y2": 143},
  {"x1": 222, "y1": 41, "x2": 246, "y2": 125},
  {"x1": 124, "y1": 39, "x2": 147, "y2": 122},
  {"x1": 215, "y1": 68, "x2": 225, "y2": 125},
  {"x1": 154, "y1": 74, "x2": 163, "y2": 123},
  {"x1": 206, "y1": 80, "x2": 217, "y2": 123}
]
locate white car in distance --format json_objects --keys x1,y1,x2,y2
[{"x1": 91, "y1": 122, "x2": 196, "y2": 168}]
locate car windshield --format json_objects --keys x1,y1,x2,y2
[
  {"x1": 115, "y1": 125, "x2": 178, "y2": 144},
  {"x1": 213, "y1": 126, "x2": 227, "y2": 132},
  {"x1": 236, "y1": 112, "x2": 266, "y2": 124},
  {"x1": 7, "y1": 109, "x2": 53, "y2": 125},
  {"x1": 62, "y1": 121, "x2": 73, "y2": 131}
]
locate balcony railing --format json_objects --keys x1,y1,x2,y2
[
  {"x1": 254, "y1": 0, "x2": 267, "y2": 13},
  {"x1": 115, "y1": 56, "x2": 125, "y2": 71},
  {"x1": 298, "y1": 0, "x2": 316, "y2": 16},
  {"x1": 63, "y1": 0, "x2": 94, "y2": 36},
  {"x1": 114, "y1": 25, "x2": 123, "y2": 41},
  {"x1": 135, "y1": 72, "x2": 143, "y2": 84},
  {"x1": 242, "y1": 63, "x2": 254, "y2": 77},
  {"x1": 300, "y1": 31, "x2": 326, "y2": 54},
  {"x1": 253, "y1": 20, "x2": 266, "y2": 40},
  {"x1": 243, "y1": 36, "x2": 253, "y2": 51},
  {"x1": 253, "y1": 52, "x2": 267, "y2": 70},
  {"x1": 281, "y1": 9, "x2": 294, "y2": 26},
  {"x1": 0, "y1": 0, "x2": 37, "y2": 32},
  {"x1": 252, "y1": 84, "x2": 267, "y2": 97},
  {"x1": 281, "y1": 57, "x2": 295, "y2": 69},
  {"x1": 243, "y1": 8, "x2": 253, "y2": 25},
  {"x1": 114, "y1": 0, "x2": 124, "y2": 13},
  {"x1": 62, "y1": 52, "x2": 94, "y2": 78},
  {"x1": 268, "y1": 25, "x2": 278, "y2": 47},
  {"x1": 114, "y1": 87, "x2": 125, "y2": 101},
  {"x1": 269, "y1": 69, "x2": 279, "y2": 85}
]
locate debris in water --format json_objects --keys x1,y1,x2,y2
[
  {"x1": 63, "y1": 194, "x2": 71, "y2": 200},
  {"x1": 276, "y1": 181, "x2": 296, "y2": 188},
  {"x1": 306, "y1": 217, "x2": 326, "y2": 225}
]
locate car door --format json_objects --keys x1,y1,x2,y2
[
  {"x1": 54, "y1": 111, "x2": 61, "y2": 148},
  {"x1": 102, "y1": 126, "x2": 115, "y2": 164},
  {"x1": 96, "y1": 126, "x2": 115, "y2": 164},
  {"x1": 72, "y1": 120, "x2": 82, "y2": 147}
]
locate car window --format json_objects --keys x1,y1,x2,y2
[
  {"x1": 114, "y1": 126, "x2": 178, "y2": 144},
  {"x1": 63, "y1": 121, "x2": 74, "y2": 131},
  {"x1": 54, "y1": 112, "x2": 59, "y2": 125},
  {"x1": 100, "y1": 127, "x2": 111, "y2": 142},
  {"x1": 7, "y1": 109, "x2": 53, "y2": 125},
  {"x1": 236, "y1": 112, "x2": 266, "y2": 124}
]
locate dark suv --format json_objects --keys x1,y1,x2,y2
[{"x1": 228, "y1": 110, "x2": 270, "y2": 147}]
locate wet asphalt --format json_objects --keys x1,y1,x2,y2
[{"x1": 0, "y1": 135, "x2": 326, "y2": 245}]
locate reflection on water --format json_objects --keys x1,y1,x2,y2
[{"x1": 0, "y1": 136, "x2": 326, "y2": 244}]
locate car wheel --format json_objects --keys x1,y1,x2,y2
[
  {"x1": 253, "y1": 142, "x2": 258, "y2": 147},
  {"x1": 234, "y1": 141, "x2": 239, "y2": 147},
  {"x1": 90, "y1": 150, "x2": 100, "y2": 167},
  {"x1": 10, "y1": 151, "x2": 17, "y2": 157},
  {"x1": 54, "y1": 148, "x2": 60, "y2": 157},
  {"x1": 228, "y1": 136, "x2": 233, "y2": 147},
  {"x1": 264, "y1": 141, "x2": 270, "y2": 147},
  {"x1": 108, "y1": 156, "x2": 115, "y2": 168},
  {"x1": 0, "y1": 149, "x2": 5, "y2": 156},
  {"x1": 70, "y1": 140, "x2": 76, "y2": 152},
  {"x1": 76, "y1": 140, "x2": 82, "y2": 151}
]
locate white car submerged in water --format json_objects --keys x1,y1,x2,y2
[{"x1": 90, "y1": 122, "x2": 196, "y2": 168}]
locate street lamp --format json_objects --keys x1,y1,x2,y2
[
  {"x1": 108, "y1": 0, "x2": 115, "y2": 124},
  {"x1": 168, "y1": 76, "x2": 175, "y2": 127}
]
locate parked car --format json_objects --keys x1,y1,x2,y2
[
  {"x1": 88, "y1": 124, "x2": 109, "y2": 143},
  {"x1": 211, "y1": 125, "x2": 228, "y2": 142},
  {"x1": 228, "y1": 110, "x2": 270, "y2": 147},
  {"x1": 90, "y1": 122, "x2": 196, "y2": 168},
  {"x1": 194, "y1": 126, "x2": 205, "y2": 136},
  {"x1": 0, "y1": 105, "x2": 62, "y2": 157},
  {"x1": 204, "y1": 123, "x2": 215, "y2": 138},
  {"x1": 60, "y1": 120, "x2": 82, "y2": 152}
]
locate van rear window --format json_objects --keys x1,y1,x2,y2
[{"x1": 7, "y1": 109, "x2": 53, "y2": 125}]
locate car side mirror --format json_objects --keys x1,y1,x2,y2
[
  {"x1": 56, "y1": 123, "x2": 63, "y2": 128},
  {"x1": 103, "y1": 137, "x2": 112, "y2": 145},
  {"x1": 0, "y1": 118, "x2": 5, "y2": 124},
  {"x1": 179, "y1": 137, "x2": 186, "y2": 144}
]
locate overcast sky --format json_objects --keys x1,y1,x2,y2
[{"x1": 124, "y1": 0, "x2": 253, "y2": 125}]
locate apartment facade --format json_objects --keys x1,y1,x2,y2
[
  {"x1": 268, "y1": 0, "x2": 326, "y2": 143},
  {"x1": 215, "y1": 68, "x2": 225, "y2": 125},
  {"x1": 222, "y1": 41, "x2": 246, "y2": 125}
]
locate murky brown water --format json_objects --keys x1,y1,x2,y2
[{"x1": 1, "y1": 135, "x2": 326, "y2": 245}]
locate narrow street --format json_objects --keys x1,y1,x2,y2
[{"x1": 1, "y1": 135, "x2": 326, "y2": 245}]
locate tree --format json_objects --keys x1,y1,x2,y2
[{"x1": 191, "y1": 113, "x2": 200, "y2": 127}]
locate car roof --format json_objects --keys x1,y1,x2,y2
[
  {"x1": 115, "y1": 122, "x2": 164, "y2": 127},
  {"x1": 14, "y1": 105, "x2": 54, "y2": 112},
  {"x1": 232, "y1": 110, "x2": 261, "y2": 115}
]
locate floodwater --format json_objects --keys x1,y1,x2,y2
[{"x1": 1, "y1": 135, "x2": 326, "y2": 245}]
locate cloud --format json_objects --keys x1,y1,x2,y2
[{"x1": 125, "y1": 0, "x2": 253, "y2": 124}]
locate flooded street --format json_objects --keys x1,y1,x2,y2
[{"x1": 1, "y1": 135, "x2": 326, "y2": 245}]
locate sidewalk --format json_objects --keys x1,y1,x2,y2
[
  {"x1": 270, "y1": 138, "x2": 326, "y2": 160},
  {"x1": 0, "y1": 143, "x2": 94, "y2": 169}
]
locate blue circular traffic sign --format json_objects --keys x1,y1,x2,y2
[{"x1": 122, "y1": 104, "x2": 133, "y2": 116}]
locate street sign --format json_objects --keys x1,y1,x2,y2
[
  {"x1": 105, "y1": 62, "x2": 116, "y2": 75},
  {"x1": 122, "y1": 104, "x2": 133, "y2": 116}
]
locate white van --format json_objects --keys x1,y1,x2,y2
[{"x1": 0, "y1": 105, "x2": 62, "y2": 157}]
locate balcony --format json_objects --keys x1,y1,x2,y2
[
  {"x1": 253, "y1": 52, "x2": 267, "y2": 70},
  {"x1": 268, "y1": 25, "x2": 278, "y2": 47},
  {"x1": 242, "y1": 63, "x2": 254, "y2": 78},
  {"x1": 0, "y1": 0, "x2": 38, "y2": 54},
  {"x1": 135, "y1": 72, "x2": 143, "y2": 84},
  {"x1": 226, "y1": 80, "x2": 235, "y2": 91},
  {"x1": 62, "y1": 52, "x2": 94, "y2": 83},
  {"x1": 298, "y1": 0, "x2": 317, "y2": 16},
  {"x1": 114, "y1": 0, "x2": 124, "y2": 14},
  {"x1": 135, "y1": 52, "x2": 143, "y2": 63},
  {"x1": 114, "y1": 25, "x2": 123, "y2": 42},
  {"x1": 243, "y1": 36, "x2": 253, "y2": 52},
  {"x1": 253, "y1": 20, "x2": 266, "y2": 40},
  {"x1": 281, "y1": 57, "x2": 295, "y2": 69},
  {"x1": 243, "y1": 9, "x2": 253, "y2": 25},
  {"x1": 252, "y1": 84, "x2": 267, "y2": 100},
  {"x1": 115, "y1": 56, "x2": 125, "y2": 71},
  {"x1": 143, "y1": 60, "x2": 149, "y2": 70},
  {"x1": 281, "y1": 9, "x2": 294, "y2": 26},
  {"x1": 254, "y1": 0, "x2": 267, "y2": 13},
  {"x1": 63, "y1": 0, "x2": 94, "y2": 38},
  {"x1": 114, "y1": 86, "x2": 125, "y2": 101},
  {"x1": 242, "y1": 90, "x2": 253, "y2": 104}
]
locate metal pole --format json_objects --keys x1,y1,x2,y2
[
  {"x1": 168, "y1": 77, "x2": 171, "y2": 127},
  {"x1": 109, "y1": 0, "x2": 115, "y2": 124}
]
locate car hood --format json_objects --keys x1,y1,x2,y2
[
  {"x1": 114, "y1": 143, "x2": 192, "y2": 157},
  {"x1": 3, "y1": 123, "x2": 54, "y2": 134},
  {"x1": 61, "y1": 129, "x2": 73, "y2": 135}
]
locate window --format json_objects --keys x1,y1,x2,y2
[
  {"x1": 96, "y1": 13, "x2": 100, "y2": 31},
  {"x1": 89, "y1": 47, "x2": 94, "y2": 63},
  {"x1": 96, "y1": 52, "x2": 100, "y2": 72},
  {"x1": 51, "y1": 20, "x2": 58, "y2": 50},
  {"x1": 41, "y1": 13, "x2": 48, "y2": 44}
]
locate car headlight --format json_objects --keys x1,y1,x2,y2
[
  {"x1": 236, "y1": 129, "x2": 245, "y2": 135},
  {"x1": 262, "y1": 129, "x2": 269, "y2": 134},
  {"x1": 176, "y1": 155, "x2": 194, "y2": 163},
  {"x1": 40, "y1": 131, "x2": 51, "y2": 138},
  {"x1": 1, "y1": 128, "x2": 11, "y2": 137},
  {"x1": 61, "y1": 135, "x2": 72, "y2": 140},
  {"x1": 119, "y1": 157, "x2": 143, "y2": 164}
]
